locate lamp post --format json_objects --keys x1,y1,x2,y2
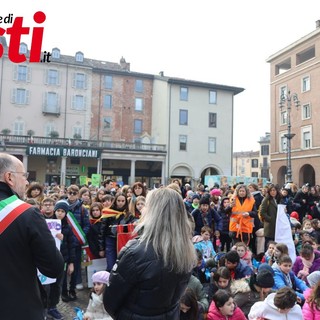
[{"x1": 279, "y1": 90, "x2": 300, "y2": 183}]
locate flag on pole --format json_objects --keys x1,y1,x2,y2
[{"x1": 275, "y1": 204, "x2": 296, "y2": 263}]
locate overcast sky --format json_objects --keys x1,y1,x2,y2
[{"x1": 2, "y1": 1, "x2": 320, "y2": 151}]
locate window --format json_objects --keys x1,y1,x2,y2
[
  {"x1": 72, "y1": 125, "x2": 82, "y2": 138},
  {"x1": 296, "y1": 46, "x2": 315, "y2": 65},
  {"x1": 135, "y1": 79, "x2": 143, "y2": 93},
  {"x1": 263, "y1": 157, "x2": 268, "y2": 167},
  {"x1": 103, "y1": 117, "x2": 112, "y2": 130},
  {"x1": 209, "y1": 113, "x2": 217, "y2": 127},
  {"x1": 280, "y1": 134, "x2": 287, "y2": 152},
  {"x1": 279, "y1": 85, "x2": 287, "y2": 102},
  {"x1": 75, "y1": 52, "x2": 84, "y2": 62},
  {"x1": 17, "y1": 65, "x2": 28, "y2": 81},
  {"x1": 103, "y1": 95, "x2": 112, "y2": 109},
  {"x1": 302, "y1": 103, "x2": 311, "y2": 119},
  {"x1": 44, "y1": 92, "x2": 59, "y2": 113},
  {"x1": 45, "y1": 123, "x2": 56, "y2": 137},
  {"x1": 302, "y1": 76, "x2": 310, "y2": 92},
  {"x1": 275, "y1": 58, "x2": 291, "y2": 75},
  {"x1": 13, "y1": 119, "x2": 24, "y2": 135},
  {"x1": 302, "y1": 126, "x2": 312, "y2": 149},
  {"x1": 261, "y1": 145, "x2": 269, "y2": 156},
  {"x1": 208, "y1": 137, "x2": 216, "y2": 153},
  {"x1": 135, "y1": 98, "x2": 143, "y2": 111},
  {"x1": 251, "y1": 159, "x2": 258, "y2": 168},
  {"x1": 11, "y1": 88, "x2": 29, "y2": 105},
  {"x1": 180, "y1": 87, "x2": 188, "y2": 101},
  {"x1": 251, "y1": 172, "x2": 258, "y2": 178},
  {"x1": 134, "y1": 119, "x2": 143, "y2": 134},
  {"x1": 72, "y1": 95, "x2": 86, "y2": 110},
  {"x1": 280, "y1": 111, "x2": 287, "y2": 125},
  {"x1": 209, "y1": 90, "x2": 217, "y2": 104},
  {"x1": 104, "y1": 75, "x2": 113, "y2": 89},
  {"x1": 47, "y1": 69, "x2": 59, "y2": 85},
  {"x1": 19, "y1": 43, "x2": 27, "y2": 54},
  {"x1": 179, "y1": 109, "x2": 188, "y2": 125},
  {"x1": 51, "y1": 48, "x2": 60, "y2": 59},
  {"x1": 179, "y1": 135, "x2": 187, "y2": 151},
  {"x1": 74, "y1": 73, "x2": 86, "y2": 89}
]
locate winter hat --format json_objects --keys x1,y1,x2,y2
[
  {"x1": 192, "y1": 194, "x2": 200, "y2": 201},
  {"x1": 186, "y1": 191, "x2": 195, "y2": 198},
  {"x1": 92, "y1": 271, "x2": 110, "y2": 285},
  {"x1": 53, "y1": 200, "x2": 69, "y2": 213},
  {"x1": 255, "y1": 269, "x2": 275, "y2": 288},
  {"x1": 290, "y1": 211, "x2": 299, "y2": 220},
  {"x1": 258, "y1": 263, "x2": 274, "y2": 275},
  {"x1": 307, "y1": 271, "x2": 320, "y2": 287},
  {"x1": 210, "y1": 188, "x2": 222, "y2": 197},
  {"x1": 199, "y1": 197, "x2": 210, "y2": 206}
]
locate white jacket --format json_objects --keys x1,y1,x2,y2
[
  {"x1": 248, "y1": 292, "x2": 303, "y2": 320},
  {"x1": 84, "y1": 292, "x2": 113, "y2": 320}
]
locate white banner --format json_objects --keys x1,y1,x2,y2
[
  {"x1": 38, "y1": 219, "x2": 62, "y2": 285},
  {"x1": 275, "y1": 204, "x2": 296, "y2": 263}
]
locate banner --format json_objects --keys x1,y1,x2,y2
[
  {"x1": 38, "y1": 219, "x2": 62, "y2": 285},
  {"x1": 275, "y1": 204, "x2": 296, "y2": 263}
]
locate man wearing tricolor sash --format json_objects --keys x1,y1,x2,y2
[
  {"x1": 65, "y1": 184, "x2": 90, "y2": 299},
  {"x1": 0, "y1": 153, "x2": 64, "y2": 320}
]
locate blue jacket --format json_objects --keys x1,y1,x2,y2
[
  {"x1": 192, "y1": 208, "x2": 222, "y2": 235},
  {"x1": 273, "y1": 267, "x2": 308, "y2": 301},
  {"x1": 234, "y1": 259, "x2": 254, "y2": 280}
]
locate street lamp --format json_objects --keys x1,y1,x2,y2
[{"x1": 279, "y1": 90, "x2": 300, "y2": 183}]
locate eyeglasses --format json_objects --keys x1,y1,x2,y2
[
  {"x1": 68, "y1": 191, "x2": 78, "y2": 196},
  {"x1": 10, "y1": 171, "x2": 29, "y2": 179}
]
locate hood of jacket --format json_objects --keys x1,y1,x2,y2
[{"x1": 230, "y1": 278, "x2": 251, "y2": 295}]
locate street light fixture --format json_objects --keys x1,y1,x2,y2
[{"x1": 279, "y1": 90, "x2": 300, "y2": 183}]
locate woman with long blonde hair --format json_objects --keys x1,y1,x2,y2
[{"x1": 103, "y1": 187, "x2": 197, "y2": 319}]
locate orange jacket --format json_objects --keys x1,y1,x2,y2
[{"x1": 229, "y1": 197, "x2": 255, "y2": 236}]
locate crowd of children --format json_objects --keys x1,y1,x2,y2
[{"x1": 23, "y1": 179, "x2": 320, "y2": 319}]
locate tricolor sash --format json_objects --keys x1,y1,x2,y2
[
  {"x1": 0, "y1": 195, "x2": 31, "y2": 235},
  {"x1": 66, "y1": 211, "x2": 94, "y2": 260}
]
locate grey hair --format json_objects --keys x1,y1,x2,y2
[
  {"x1": 0, "y1": 153, "x2": 16, "y2": 179},
  {"x1": 135, "y1": 187, "x2": 197, "y2": 273}
]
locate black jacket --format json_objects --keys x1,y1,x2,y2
[
  {"x1": 0, "y1": 182, "x2": 64, "y2": 320},
  {"x1": 103, "y1": 238, "x2": 191, "y2": 319}
]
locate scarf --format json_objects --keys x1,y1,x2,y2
[{"x1": 298, "y1": 254, "x2": 314, "y2": 280}]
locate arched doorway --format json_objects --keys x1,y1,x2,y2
[
  {"x1": 299, "y1": 164, "x2": 315, "y2": 186},
  {"x1": 277, "y1": 166, "x2": 286, "y2": 186},
  {"x1": 170, "y1": 164, "x2": 193, "y2": 185},
  {"x1": 200, "y1": 167, "x2": 220, "y2": 184}
]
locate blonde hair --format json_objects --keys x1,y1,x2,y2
[{"x1": 135, "y1": 188, "x2": 196, "y2": 273}]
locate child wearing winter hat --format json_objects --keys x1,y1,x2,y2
[{"x1": 84, "y1": 271, "x2": 112, "y2": 320}]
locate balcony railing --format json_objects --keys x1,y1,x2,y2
[{"x1": 0, "y1": 134, "x2": 166, "y2": 152}]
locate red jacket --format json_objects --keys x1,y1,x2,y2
[{"x1": 207, "y1": 301, "x2": 246, "y2": 320}]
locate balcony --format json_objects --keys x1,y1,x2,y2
[
  {"x1": 0, "y1": 134, "x2": 166, "y2": 153},
  {"x1": 42, "y1": 105, "x2": 60, "y2": 116}
]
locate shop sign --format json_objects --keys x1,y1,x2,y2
[{"x1": 26, "y1": 145, "x2": 101, "y2": 158}]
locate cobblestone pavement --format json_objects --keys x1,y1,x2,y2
[
  {"x1": 57, "y1": 286, "x2": 91, "y2": 320},
  {"x1": 55, "y1": 267, "x2": 92, "y2": 320}
]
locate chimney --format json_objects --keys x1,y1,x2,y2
[
  {"x1": 159, "y1": 71, "x2": 164, "y2": 77},
  {"x1": 316, "y1": 20, "x2": 320, "y2": 28}
]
